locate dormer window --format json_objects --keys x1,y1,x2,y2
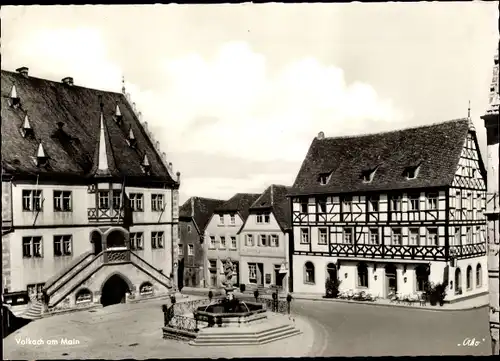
[
  {"x1": 114, "y1": 103, "x2": 123, "y2": 124},
  {"x1": 127, "y1": 128, "x2": 137, "y2": 148},
  {"x1": 9, "y1": 85, "x2": 20, "y2": 108},
  {"x1": 20, "y1": 114, "x2": 33, "y2": 138},
  {"x1": 141, "y1": 154, "x2": 151, "y2": 175},
  {"x1": 362, "y1": 166, "x2": 379, "y2": 183},
  {"x1": 35, "y1": 143, "x2": 48, "y2": 167},
  {"x1": 404, "y1": 164, "x2": 421, "y2": 180},
  {"x1": 318, "y1": 172, "x2": 331, "y2": 185}
]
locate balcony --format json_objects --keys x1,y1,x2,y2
[
  {"x1": 329, "y1": 242, "x2": 486, "y2": 261},
  {"x1": 88, "y1": 207, "x2": 124, "y2": 222}
]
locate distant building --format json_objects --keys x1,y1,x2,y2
[
  {"x1": 178, "y1": 197, "x2": 225, "y2": 289},
  {"x1": 288, "y1": 119, "x2": 488, "y2": 301},
  {"x1": 1, "y1": 67, "x2": 180, "y2": 316},
  {"x1": 238, "y1": 185, "x2": 292, "y2": 294},
  {"x1": 203, "y1": 193, "x2": 260, "y2": 288}
]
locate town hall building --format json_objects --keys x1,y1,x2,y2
[
  {"x1": 1, "y1": 67, "x2": 180, "y2": 317},
  {"x1": 289, "y1": 118, "x2": 488, "y2": 302}
]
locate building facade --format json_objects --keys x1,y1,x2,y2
[
  {"x1": 289, "y1": 119, "x2": 488, "y2": 302},
  {"x1": 178, "y1": 197, "x2": 225, "y2": 289},
  {"x1": 1, "y1": 68, "x2": 180, "y2": 315},
  {"x1": 238, "y1": 185, "x2": 292, "y2": 294},
  {"x1": 481, "y1": 45, "x2": 499, "y2": 355},
  {"x1": 203, "y1": 193, "x2": 260, "y2": 288}
]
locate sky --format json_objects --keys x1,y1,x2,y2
[{"x1": 2, "y1": 3, "x2": 498, "y2": 205}]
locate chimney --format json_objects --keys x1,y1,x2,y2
[
  {"x1": 317, "y1": 131, "x2": 325, "y2": 140},
  {"x1": 16, "y1": 67, "x2": 29, "y2": 78},
  {"x1": 169, "y1": 162, "x2": 173, "y2": 169},
  {"x1": 176, "y1": 171, "x2": 181, "y2": 183},
  {"x1": 62, "y1": 77, "x2": 74, "y2": 86}
]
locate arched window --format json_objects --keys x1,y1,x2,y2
[
  {"x1": 139, "y1": 282, "x2": 153, "y2": 295},
  {"x1": 75, "y1": 288, "x2": 92, "y2": 304},
  {"x1": 455, "y1": 268, "x2": 462, "y2": 295},
  {"x1": 357, "y1": 263, "x2": 368, "y2": 288},
  {"x1": 326, "y1": 263, "x2": 337, "y2": 281},
  {"x1": 466, "y1": 265, "x2": 473, "y2": 290},
  {"x1": 304, "y1": 262, "x2": 315, "y2": 284},
  {"x1": 415, "y1": 265, "x2": 429, "y2": 292},
  {"x1": 476, "y1": 264, "x2": 482, "y2": 288}
]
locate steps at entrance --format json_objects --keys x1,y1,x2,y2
[{"x1": 22, "y1": 300, "x2": 44, "y2": 320}]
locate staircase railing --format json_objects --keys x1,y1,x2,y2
[
  {"x1": 44, "y1": 251, "x2": 95, "y2": 295},
  {"x1": 129, "y1": 252, "x2": 172, "y2": 289}
]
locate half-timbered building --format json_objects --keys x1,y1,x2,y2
[
  {"x1": 1, "y1": 67, "x2": 180, "y2": 317},
  {"x1": 289, "y1": 119, "x2": 488, "y2": 302}
]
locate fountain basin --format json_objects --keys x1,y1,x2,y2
[{"x1": 194, "y1": 301, "x2": 266, "y2": 328}]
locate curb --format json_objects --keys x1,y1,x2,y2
[{"x1": 290, "y1": 295, "x2": 489, "y2": 312}]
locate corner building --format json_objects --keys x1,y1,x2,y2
[
  {"x1": 1, "y1": 67, "x2": 180, "y2": 315},
  {"x1": 289, "y1": 119, "x2": 488, "y2": 302}
]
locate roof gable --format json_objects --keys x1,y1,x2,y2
[
  {"x1": 1, "y1": 70, "x2": 175, "y2": 184},
  {"x1": 180, "y1": 197, "x2": 226, "y2": 233},
  {"x1": 249, "y1": 184, "x2": 293, "y2": 231},
  {"x1": 215, "y1": 193, "x2": 261, "y2": 221},
  {"x1": 290, "y1": 119, "x2": 471, "y2": 196}
]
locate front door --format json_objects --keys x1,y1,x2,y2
[
  {"x1": 257, "y1": 263, "x2": 264, "y2": 285},
  {"x1": 385, "y1": 264, "x2": 397, "y2": 297}
]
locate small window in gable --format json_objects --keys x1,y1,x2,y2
[
  {"x1": 404, "y1": 164, "x2": 421, "y2": 180},
  {"x1": 361, "y1": 166, "x2": 379, "y2": 183},
  {"x1": 318, "y1": 172, "x2": 331, "y2": 185}
]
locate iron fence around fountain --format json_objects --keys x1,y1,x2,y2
[
  {"x1": 258, "y1": 298, "x2": 290, "y2": 315},
  {"x1": 169, "y1": 314, "x2": 199, "y2": 332}
]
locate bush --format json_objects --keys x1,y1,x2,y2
[
  {"x1": 325, "y1": 278, "x2": 342, "y2": 298},
  {"x1": 424, "y1": 282, "x2": 447, "y2": 306},
  {"x1": 240, "y1": 284, "x2": 246, "y2": 293}
]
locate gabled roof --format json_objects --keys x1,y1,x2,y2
[
  {"x1": 1, "y1": 70, "x2": 177, "y2": 185},
  {"x1": 290, "y1": 119, "x2": 473, "y2": 196},
  {"x1": 248, "y1": 184, "x2": 293, "y2": 231},
  {"x1": 215, "y1": 193, "x2": 261, "y2": 221},
  {"x1": 179, "y1": 197, "x2": 226, "y2": 233}
]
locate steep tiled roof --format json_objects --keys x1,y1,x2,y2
[
  {"x1": 250, "y1": 184, "x2": 293, "y2": 231},
  {"x1": 179, "y1": 197, "x2": 226, "y2": 233},
  {"x1": 1, "y1": 70, "x2": 176, "y2": 184},
  {"x1": 215, "y1": 193, "x2": 261, "y2": 221},
  {"x1": 290, "y1": 119, "x2": 473, "y2": 196}
]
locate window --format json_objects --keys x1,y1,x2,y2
[
  {"x1": 139, "y1": 282, "x2": 153, "y2": 295},
  {"x1": 264, "y1": 213, "x2": 270, "y2": 223},
  {"x1": 318, "y1": 228, "x2": 328, "y2": 245},
  {"x1": 357, "y1": 263, "x2": 369, "y2": 288},
  {"x1": 112, "y1": 190, "x2": 122, "y2": 209},
  {"x1": 409, "y1": 228, "x2": 420, "y2": 246},
  {"x1": 220, "y1": 236, "x2": 226, "y2": 249},
  {"x1": 230, "y1": 214, "x2": 236, "y2": 225},
  {"x1": 248, "y1": 263, "x2": 257, "y2": 284},
  {"x1": 270, "y1": 234, "x2": 279, "y2": 247},
  {"x1": 27, "y1": 283, "x2": 44, "y2": 301},
  {"x1": 188, "y1": 244, "x2": 194, "y2": 256},
  {"x1": 151, "y1": 194, "x2": 164, "y2": 211},
  {"x1": 98, "y1": 191, "x2": 109, "y2": 209},
  {"x1": 300, "y1": 228, "x2": 310, "y2": 244},
  {"x1": 304, "y1": 262, "x2": 315, "y2": 284},
  {"x1": 455, "y1": 268, "x2": 462, "y2": 295},
  {"x1": 257, "y1": 213, "x2": 271, "y2": 223},
  {"x1": 53, "y1": 235, "x2": 72, "y2": 256},
  {"x1": 260, "y1": 234, "x2": 268, "y2": 247},
  {"x1": 22, "y1": 236, "x2": 42, "y2": 258},
  {"x1": 368, "y1": 195, "x2": 379, "y2": 212},
  {"x1": 466, "y1": 227, "x2": 472, "y2": 244},
  {"x1": 130, "y1": 233, "x2": 144, "y2": 250},
  {"x1": 53, "y1": 191, "x2": 72, "y2": 211},
  {"x1": 300, "y1": 198, "x2": 308, "y2": 214},
  {"x1": 152, "y1": 232, "x2": 164, "y2": 249},
  {"x1": 476, "y1": 264, "x2": 482, "y2": 287},
  {"x1": 230, "y1": 236, "x2": 237, "y2": 249},
  {"x1": 415, "y1": 265, "x2": 429, "y2": 292},
  {"x1": 129, "y1": 193, "x2": 144, "y2": 211},
  {"x1": 427, "y1": 228, "x2": 438, "y2": 246},
  {"x1": 391, "y1": 228, "x2": 402, "y2": 245},
  {"x1": 466, "y1": 265, "x2": 473, "y2": 290},
  {"x1": 178, "y1": 244, "x2": 183, "y2": 256},
  {"x1": 369, "y1": 228, "x2": 379, "y2": 245},
  {"x1": 22, "y1": 190, "x2": 43, "y2": 211},
  {"x1": 427, "y1": 193, "x2": 438, "y2": 210},
  {"x1": 317, "y1": 197, "x2": 327, "y2": 213},
  {"x1": 405, "y1": 165, "x2": 420, "y2": 179},
  {"x1": 318, "y1": 173, "x2": 330, "y2": 185},
  {"x1": 209, "y1": 236, "x2": 216, "y2": 249},
  {"x1": 219, "y1": 214, "x2": 224, "y2": 225},
  {"x1": 75, "y1": 288, "x2": 92, "y2": 304},
  {"x1": 408, "y1": 193, "x2": 420, "y2": 211},
  {"x1": 187, "y1": 225, "x2": 192, "y2": 233},
  {"x1": 342, "y1": 196, "x2": 352, "y2": 213},
  {"x1": 245, "y1": 234, "x2": 254, "y2": 247},
  {"x1": 390, "y1": 195, "x2": 401, "y2": 212},
  {"x1": 343, "y1": 228, "x2": 353, "y2": 244},
  {"x1": 455, "y1": 227, "x2": 462, "y2": 245},
  {"x1": 362, "y1": 168, "x2": 377, "y2": 183}
]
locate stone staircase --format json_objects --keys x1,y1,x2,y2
[{"x1": 22, "y1": 300, "x2": 44, "y2": 320}]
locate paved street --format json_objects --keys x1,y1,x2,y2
[{"x1": 3, "y1": 296, "x2": 492, "y2": 359}]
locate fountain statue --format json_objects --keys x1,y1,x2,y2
[{"x1": 222, "y1": 258, "x2": 237, "y2": 298}]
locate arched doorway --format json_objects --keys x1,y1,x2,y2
[
  {"x1": 91, "y1": 231, "x2": 102, "y2": 256},
  {"x1": 106, "y1": 230, "x2": 126, "y2": 248},
  {"x1": 385, "y1": 264, "x2": 398, "y2": 297},
  {"x1": 101, "y1": 274, "x2": 131, "y2": 307},
  {"x1": 177, "y1": 258, "x2": 184, "y2": 291},
  {"x1": 326, "y1": 263, "x2": 337, "y2": 281}
]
